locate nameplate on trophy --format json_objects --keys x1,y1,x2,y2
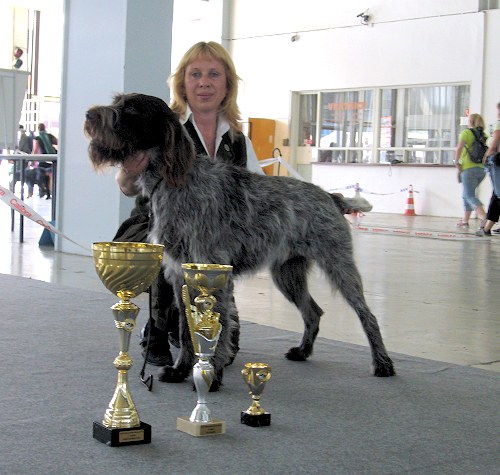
[
  {"x1": 93, "y1": 421, "x2": 152, "y2": 447},
  {"x1": 176, "y1": 416, "x2": 226, "y2": 437}
]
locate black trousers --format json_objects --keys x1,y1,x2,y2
[{"x1": 486, "y1": 193, "x2": 500, "y2": 223}]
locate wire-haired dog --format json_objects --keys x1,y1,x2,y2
[{"x1": 85, "y1": 93, "x2": 395, "y2": 390}]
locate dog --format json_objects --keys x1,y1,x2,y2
[{"x1": 85, "y1": 93, "x2": 395, "y2": 389}]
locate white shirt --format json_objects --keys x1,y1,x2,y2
[{"x1": 179, "y1": 106, "x2": 264, "y2": 175}]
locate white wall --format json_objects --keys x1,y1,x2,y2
[
  {"x1": 312, "y1": 164, "x2": 491, "y2": 216},
  {"x1": 223, "y1": 0, "x2": 499, "y2": 217},
  {"x1": 232, "y1": 4, "x2": 484, "y2": 118}
]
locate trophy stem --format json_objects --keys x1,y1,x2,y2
[
  {"x1": 190, "y1": 357, "x2": 214, "y2": 423},
  {"x1": 247, "y1": 395, "x2": 265, "y2": 416},
  {"x1": 103, "y1": 369, "x2": 140, "y2": 428},
  {"x1": 102, "y1": 303, "x2": 141, "y2": 429}
]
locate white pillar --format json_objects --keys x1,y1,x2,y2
[{"x1": 56, "y1": 0, "x2": 173, "y2": 255}]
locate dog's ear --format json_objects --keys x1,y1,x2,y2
[{"x1": 160, "y1": 108, "x2": 195, "y2": 188}]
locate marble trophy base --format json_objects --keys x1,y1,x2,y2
[
  {"x1": 240, "y1": 411, "x2": 271, "y2": 427},
  {"x1": 176, "y1": 416, "x2": 226, "y2": 437},
  {"x1": 93, "y1": 420, "x2": 152, "y2": 447}
]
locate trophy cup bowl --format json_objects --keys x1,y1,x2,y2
[
  {"x1": 182, "y1": 263, "x2": 233, "y2": 296},
  {"x1": 92, "y1": 241, "x2": 164, "y2": 447},
  {"x1": 241, "y1": 362, "x2": 272, "y2": 427},
  {"x1": 93, "y1": 242, "x2": 164, "y2": 301},
  {"x1": 176, "y1": 263, "x2": 232, "y2": 437}
]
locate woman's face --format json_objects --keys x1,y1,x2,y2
[{"x1": 183, "y1": 56, "x2": 228, "y2": 115}]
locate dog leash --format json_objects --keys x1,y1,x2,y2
[{"x1": 139, "y1": 177, "x2": 164, "y2": 392}]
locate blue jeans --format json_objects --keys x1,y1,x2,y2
[
  {"x1": 486, "y1": 156, "x2": 500, "y2": 196},
  {"x1": 461, "y1": 166, "x2": 486, "y2": 211}
]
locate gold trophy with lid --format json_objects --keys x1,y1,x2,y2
[
  {"x1": 176, "y1": 263, "x2": 233, "y2": 437},
  {"x1": 92, "y1": 241, "x2": 164, "y2": 447}
]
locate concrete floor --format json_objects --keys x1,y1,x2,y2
[{"x1": 1, "y1": 159, "x2": 499, "y2": 372}]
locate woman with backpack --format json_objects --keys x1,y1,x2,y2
[{"x1": 454, "y1": 113, "x2": 488, "y2": 228}]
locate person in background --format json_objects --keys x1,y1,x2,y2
[
  {"x1": 32, "y1": 123, "x2": 58, "y2": 199},
  {"x1": 477, "y1": 102, "x2": 500, "y2": 236},
  {"x1": 454, "y1": 113, "x2": 487, "y2": 229},
  {"x1": 17, "y1": 125, "x2": 32, "y2": 154},
  {"x1": 9, "y1": 125, "x2": 36, "y2": 197}
]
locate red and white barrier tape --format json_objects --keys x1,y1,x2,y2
[
  {"x1": 352, "y1": 222, "x2": 486, "y2": 241},
  {"x1": 0, "y1": 184, "x2": 88, "y2": 250}
]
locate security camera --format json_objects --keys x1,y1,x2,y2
[
  {"x1": 291, "y1": 34, "x2": 298, "y2": 42},
  {"x1": 356, "y1": 10, "x2": 370, "y2": 25}
]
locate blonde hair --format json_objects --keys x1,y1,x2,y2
[
  {"x1": 169, "y1": 42, "x2": 242, "y2": 131},
  {"x1": 469, "y1": 113, "x2": 485, "y2": 129}
]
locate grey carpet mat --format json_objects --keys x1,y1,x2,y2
[{"x1": 1, "y1": 274, "x2": 498, "y2": 475}]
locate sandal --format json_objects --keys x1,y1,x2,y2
[{"x1": 456, "y1": 221, "x2": 469, "y2": 227}]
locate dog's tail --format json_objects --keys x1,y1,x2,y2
[
  {"x1": 342, "y1": 195, "x2": 373, "y2": 213},
  {"x1": 330, "y1": 193, "x2": 373, "y2": 214}
]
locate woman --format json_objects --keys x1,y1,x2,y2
[
  {"x1": 115, "y1": 42, "x2": 263, "y2": 367},
  {"x1": 454, "y1": 113, "x2": 487, "y2": 228},
  {"x1": 477, "y1": 102, "x2": 500, "y2": 236},
  {"x1": 169, "y1": 41, "x2": 263, "y2": 172},
  {"x1": 116, "y1": 41, "x2": 263, "y2": 197}
]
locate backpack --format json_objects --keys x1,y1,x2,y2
[{"x1": 464, "y1": 127, "x2": 487, "y2": 164}]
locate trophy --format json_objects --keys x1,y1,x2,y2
[
  {"x1": 176, "y1": 263, "x2": 233, "y2": 437},
  {"x1": 241, "y1": 363, "x2": 272, "y2": 427},
  {"x1": 92, "y1": 241, "x2": 164, "y2": 447}
]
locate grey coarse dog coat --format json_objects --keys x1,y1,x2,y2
[{"x1": 85, "y1": 93, "x2": 395, "y2": 390}]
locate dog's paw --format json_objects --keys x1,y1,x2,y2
[
  {"x1": 285, "y1": 347, "x2": 308, "y2": 361},
  {"x1": 372, "y1": 356, "x2": 396, "y2": 377},
  {"x1": 209, "y1": 379, "x2": 222, "y2": 392},
  {"x1": 158, "y1": 366, "x2": 190, "y2": 383}
]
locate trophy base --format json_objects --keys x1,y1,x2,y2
[
  {"x1": 93, "y1": 421, "x2": 152, "y2": 447},
  {"x1": 240, "y1": 411, "x2": 271, "y2": 427},
  {"x1": 176, "y1": 416, "x2": 226, "y2": 437}
]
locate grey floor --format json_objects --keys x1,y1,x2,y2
[{"x1": 1, "y1": 159, "x2": 499, "y2": 373}]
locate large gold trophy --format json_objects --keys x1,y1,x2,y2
[
  {"x1": 92, "y1": 242, "x2": 164, "y2": 447},
  {"x1": 176, "y1": 263, "x2": 233, "y2": 437}
]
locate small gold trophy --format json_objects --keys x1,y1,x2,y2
[
  {"x1": 241, "y1": 363, "x2": 272, "y2": 427},
  {"x1": 92, "y1": 241, "x2": 164, "y2": 447},
  {"x1": 176, "y1": 263, "x2": 233, "y2": 437}
]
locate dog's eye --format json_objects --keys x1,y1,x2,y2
[{"x1": 124, "y1": 106, "x2": 139, "y2": 115}]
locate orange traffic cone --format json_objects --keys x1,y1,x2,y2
[{"x1": 403, "y1": 185, "x2": 416, "y2": 216}]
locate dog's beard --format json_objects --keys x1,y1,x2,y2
[{"x1": 87, "y1": 140, "x2": 137, "y2": 167}]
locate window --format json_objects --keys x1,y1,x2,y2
[
  {"x1": 297, "y1": 94, "x2": 317, "y2": 147},
  {"x1": 295, "y1": 83, "x2": 470, "y2": 166},
  {"x1": 379, "y1": 85, "x2": 469, "y2": 164},
  {"x1": 319, "y1": 90, "x2": 373, "y2": 163}
]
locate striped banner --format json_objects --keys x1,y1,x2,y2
[{"x1": 0, "y1": 184, "x2": 88, "y2": 250}]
